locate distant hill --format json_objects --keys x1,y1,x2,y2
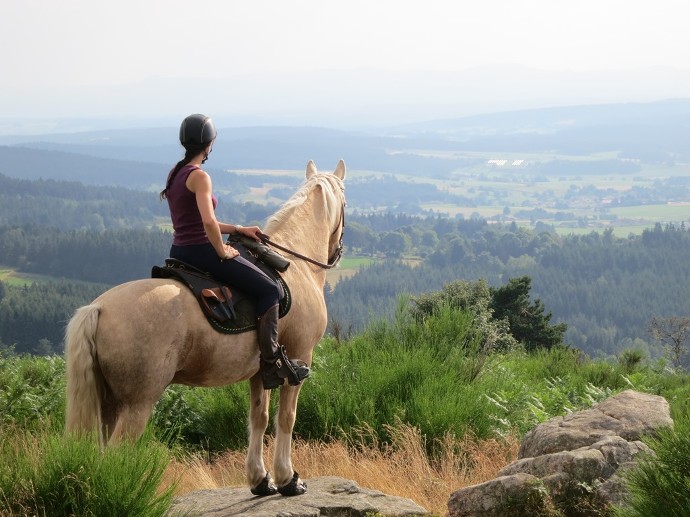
[
  {"x1": 0, "y1": 146, "x2": 166, "y2": 188},
  {"x1": 388, "y1": 98, "x2": 690, "y2": 160},
  {"x1": 1, "y1": 98, "x2": 689, "y2": 188}
]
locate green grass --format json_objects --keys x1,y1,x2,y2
[
  {"x1": 0, "y1": 266, "x2": 87, "y2": 287},
  {"x1": 611, "y1": 203, "x2": 690, "y2": 220},
  {"x1": 615, "y1": 412, "x2": 690, "y2": 517},
  {"x1": 150, "y1": 383, "x2": 253, "y2": 451},
  {"x1": 0, "y1": 430, "x2": 175, "y2": 517},
  {"x1": 0, "y1": 352, "x2": 66, "y2": 432},
  {"x1": 295, "y1": 303, "x2": 690, "y2": 450},
  {"x1": 553, "y1": 225, "x2": 656, "y2": 237},
  {"x1": 338, "y1": 256, "x2": 378, "y2": 268},
  {"x1": 0, "y1": 267, "x2": 41, "y2": 287},
  {"x1": 326, "y1": 255, "x2": 380, "y2": 286},
  {"x1": 2, "y1": 301, "x2": 690, "y2": 514}
]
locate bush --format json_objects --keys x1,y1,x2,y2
[
  {"x1": 150, "y1": 383, "x2": 253, "y2": 452},
  {"x1": 0, "y1": 351, "x2": 66, "y2": 432},
  {"x1": 298, "y1": 301, "x2": 620, "y2": 451},
  {"x1": 616, "y1": 412, "x2": 690, "y2": 517},
  {"x1": 0, "y1": 429, "x2": 175, "y2": 517}
]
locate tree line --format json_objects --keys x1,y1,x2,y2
[
  {"x1": 2, "y1": 175, "x2": 690, "y2": 360},
  {"x1": 328, "y1": 219, "x2": 690, "y2": 360}
]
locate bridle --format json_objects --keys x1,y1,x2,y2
[{"x1": 260, "y1": 198, "x2": 346, "y2": 270}]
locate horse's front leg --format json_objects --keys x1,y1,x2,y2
[
  {"x1": 246, "y1": 375, "x2": 276, "y2": 496},
  {"x1": 273, "y1": 383, "x2": 307, "y2": 496}
]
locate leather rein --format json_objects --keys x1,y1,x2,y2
[{"x1": 260, "y1": 204, "x2": 345, "y2": 270}]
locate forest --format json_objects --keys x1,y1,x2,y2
[{"x1": 1, "y1": 172, "x2": 689, "y2": 361}]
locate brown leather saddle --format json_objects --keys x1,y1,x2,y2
[{"x1": 151, "y1": 240, "x2": 291, "y2": 334}]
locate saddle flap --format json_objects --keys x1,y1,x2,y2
[
  {"x1": 152, "y1": 263, "x2": 237, "y2": 324},
  {"x1": 201, "y1": 287, "x2": 236, "y2": 322}
]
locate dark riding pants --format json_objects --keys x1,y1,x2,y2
[{"x1": 170, "y1": 242, "x2": 279, "y2": 316}]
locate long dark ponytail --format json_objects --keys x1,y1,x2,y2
[{"x1": 160, "y1": 144, "x2": 206, "y2": 200}]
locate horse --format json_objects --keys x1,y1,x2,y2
[{"x1": 65, "y1": 159, "x2": 346, "y2": 496}]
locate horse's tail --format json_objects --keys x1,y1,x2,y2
[{"x1": 65, "y1": 304, "x2": 104, "y2": 445}]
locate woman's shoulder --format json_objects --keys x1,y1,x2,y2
[
  {"x1": 186, "y1": 166, "x2": 212, "y2": 192},
  {"x1": 180, "y1": 163, "x2": 202, "y2": 174},
  {"x1": 187, "y1": 165, "x2": 210, "y2": 180}
]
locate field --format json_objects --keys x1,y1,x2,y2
[
  {"x1": 423, "y1": 160, "x2": 690, "y2": 232},
  {"x1": 0, "y1": 257, "x2": 372, "y2": 292},
  {"x1": 0, "y1": 268, "x2": 53, "y2": 287},
  {"x1": 227, "y1": 157, "x2": 690, "y2": 236},
  {"x1": 326, "y1": 256, "x2": 378, "y2": 285}
]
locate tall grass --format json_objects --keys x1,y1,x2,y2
[
  {"x1": 150, "y1": 382, "x2": 252, "y2": 451},
  {"x1": 294, "y1": 303, "x2": 681, "y2": 451},
  {"x1": 146, "y1": 301, "x2": 690, "y2": 455},
  {"x1": 3, "y1": 300, "x2": 690, "y2": 515},
  {"x1": 163, "y1": 421, "x2": 520, "y2": 516},
  {"x1": 0, "y1": 429, "x2": 175, "y2": 517},
  {"x1": 0, "y1": 351, "x2": 65, "y2": 431},
  {"x1": 615, "y1": 411, "x2": 690, "y2": 517}
]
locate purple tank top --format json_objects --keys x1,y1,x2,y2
[{"x1": 166, "y1": 164, "x2": 218, "y2": 246}]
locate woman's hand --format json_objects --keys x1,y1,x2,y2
[
  {"x1": 236, "y1": 225, "x2": 263, "y2": 242},
  {"x1": 220, "y1": 244, "x2": 239, "y2": 261}
]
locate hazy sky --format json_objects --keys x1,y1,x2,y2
[{"x1": 2, "y1": 0, "x2": 689, "y2": 126}]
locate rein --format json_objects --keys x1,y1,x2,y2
[{"x1": 261, "y1": 205, "x2": 345, "y2": 270}]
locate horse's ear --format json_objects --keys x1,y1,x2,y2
[
  {"x1": 333, "y1": 159, "x2": 346, "y2": 180},
  {"x1": 306, "y1": 160, "x2": 317, "y2": 179}
]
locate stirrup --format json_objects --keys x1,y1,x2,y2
[{"x1": 262, "y1": 346, "x2": 310, "y2": 390}]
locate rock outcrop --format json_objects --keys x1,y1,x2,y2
[
  {"x1": 168, "y1": 476, "x2": 429, "y2": 517},
  {"x1": 447, "y1": 390, "x2": 673, "y2": 516}
]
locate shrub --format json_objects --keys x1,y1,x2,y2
[
  {"x1": 0, "y1": 351, "x2": 65, "y2": 432},
  {"x1": 150, "y1": 383, "x2": 252, "y2": 452},
  {"x1": 615, "y1": 412, "x2": 690, "y2": 516},
  {"x1": 0, "y1": 429, "x2": 175, "y2": 516}
]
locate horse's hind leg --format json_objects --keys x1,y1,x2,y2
[
  {"x1": 101, "y1": 388, "x2": 118, "y2": 443},
  {"x1": 107, "y1": 402, "x2": 155, "y2": 445},
  {"x1": 273, "y1": 384, "x2": 306, "y2": 496},
  {"x1": 246, "y1": 375, "x2": 276, "y2": 495}
]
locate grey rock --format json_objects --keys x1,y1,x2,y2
[
  {"x1": 447, "y1": 473, "x2": 546, "y2": 517},
  {"x1": 518, "y1": 390, "x2": 671, "y2": 459},
  {"x1": 447, "y1": 390, "x2": 672, "y2": 517},
  {"x1": 500, "y1": 447, "x2": 611, "y2": 482},
  {"x1": 168, "y1": 476, "x2": 429, "y2": 517}
]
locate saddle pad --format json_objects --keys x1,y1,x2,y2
[{"x1": 151, "y1": 256, "x2": 291, "y2": 335}]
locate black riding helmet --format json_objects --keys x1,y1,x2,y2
[{"x1": 179, "y1": 114, "x2": 217, "y2": 146}]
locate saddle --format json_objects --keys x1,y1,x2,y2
[{"x1": 151, "y1": 237, "x2": 291, "y2": 334}]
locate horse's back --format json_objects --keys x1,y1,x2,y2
[
  {"x1": 94, "y1": 278, "x2": 190, "y2": 352},
  {"x1": 91, "y1": 277, "x2": 258, "y2": 391}
]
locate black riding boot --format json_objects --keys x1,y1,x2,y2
[{"x1": 257, "y1": 304, "x2": 310, "y2": 390}]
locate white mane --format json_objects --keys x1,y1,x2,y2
[{"x1": 266, "y1": 173, "x2": 344, "y2": 231}]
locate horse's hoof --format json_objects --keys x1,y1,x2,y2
[
  {"x1": 250, "y1": 473, "x2": 278, "y2": 496},
  {"x1": 277, "y1": 471, "x2": 307, "y2": 496}
]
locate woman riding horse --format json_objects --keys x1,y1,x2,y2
[
  {"x1": 65, "y1": 129, "x2": 347, "y2": 496},
  {"x1": 160, "y1": 114, "x2": 309, "y2": 389}
]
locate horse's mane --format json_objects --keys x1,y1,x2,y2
[{"x1": 266, "y1": 174, "x2": 344, "y2": 232}]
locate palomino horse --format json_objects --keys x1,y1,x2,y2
[{"x1": 65, "y1": 160, "x2": 346, "y2": 496}]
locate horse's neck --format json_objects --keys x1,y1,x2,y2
[{"x1": 267, "y1": 195, "x2": 330, "y2": 275}]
